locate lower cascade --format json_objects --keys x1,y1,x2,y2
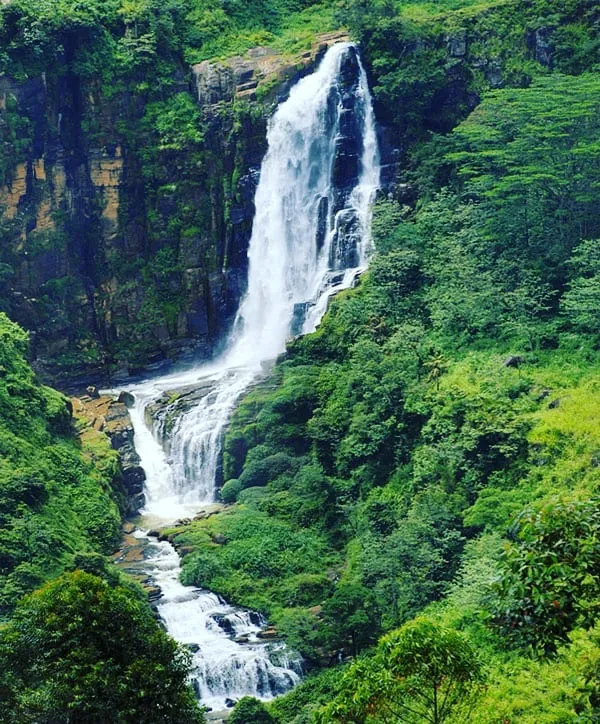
[
  {"x1": 135, "y1": 535, "x2": 302, "y2": 712},
  {"x1": 124, "y1": 41, "x2": 379, "y2": 712}
]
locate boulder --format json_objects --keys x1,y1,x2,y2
[
  {"x1": 117, "y1": 390, "x2": 135, "y2": 408},
  {"x1": 86, "y1": 385, "x2": 100, "y2": 399}
]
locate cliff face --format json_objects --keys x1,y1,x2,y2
[{"x1": 0, "y1": 32, "x2": 347, "y2": 387}]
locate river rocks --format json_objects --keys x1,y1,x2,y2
[
  {"x1": 212, "y1": 614, "x2": 236, "y2": 636},
  {"x1": 146, "y1": 586, "x2": 162, "y2": 604},
  {"x1": 117, "y1": 390, "x2": 135, "y2": 408},
  {"x1": 257, "y1": 626, "x2": 280, "y2": 640}
]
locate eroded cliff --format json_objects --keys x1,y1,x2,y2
[{"x1": 0, "y1": 28, "x2": 347, "y2": 386}]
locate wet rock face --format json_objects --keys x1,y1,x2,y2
[
  {"x1": 327, "y1": 45, "x2": 366, "y2": 271},
  {"x1": 0, "y1": 34, "x2": 349, "y2": 386},
  {"x1": 331, "y1": 47, "x2": 364, "y2": 213},
  {"x1": 104, "y1": 401, "x2": 146, "y2": 518}
]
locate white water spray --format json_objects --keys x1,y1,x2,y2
[{"x1": 124, "y1": 42, "x2": 379, "y2": 711}]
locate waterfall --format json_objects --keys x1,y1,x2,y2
[
  {"x1": 123, "y1": 41, "x2": 379, "y2": 712},
  {"x1": 226, "y1": 41, "x2": 379, "y2": 366},
  {"x1": 134, "y1": 42, "x2": 379, "y2": 514}
]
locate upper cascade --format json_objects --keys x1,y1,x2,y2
[{"x1": 225, "y1": 41, "x2": 380, "y2": 367}]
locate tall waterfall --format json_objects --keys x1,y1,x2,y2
[
  {"x1": 134, "y1": 42, "x2": 379, "y2": 515},
  {"x1": 124, "y1": 42, "x2": 379, "y2": 712},
  {"x1": 227, "y1": 41, "x2": 379, "y2": 366}
]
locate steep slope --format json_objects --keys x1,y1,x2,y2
[
  {"x1": 155, "y1": 2, "x2": 600, "y2": 721},
  {"x1": 0, "y1": 311, "x2": 123, "y2": 612}
]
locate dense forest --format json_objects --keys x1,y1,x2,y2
[{"x1": 1, "y1": 0, "x2": 600, "y2": 721}]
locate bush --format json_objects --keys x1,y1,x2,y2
[
  {"x1": 229, "y1": 696, "x2": 275, "y2": 724},
  {"x1": 220, "y1": 478, "x2": 244, "y2": 503},
  {"x1": 492, "y1": 496, "x2": 600, "y2": 654}
]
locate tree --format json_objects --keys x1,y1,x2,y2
[
  {"x1": 491, "y1": 496, "x2": 600, "y2": 655},
  {"x1": 0, "y1": 570, "x2": 203, "y2": 723},
  {"x1": 561, "y1": 239, "x2": 600, "y2": 335},
  {"x1": 322, "y1": 582, "x2": 380, "y2": 656},
  {"x1": 229, "y1": 697, "x2": 275, "y2": 724},
  {"x1": 318, "y1": 617, "x2": 484, "y2": 723}
]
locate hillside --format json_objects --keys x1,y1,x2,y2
[{"x1": 0, "y1": 0, "x2": 599, "y2": 721}]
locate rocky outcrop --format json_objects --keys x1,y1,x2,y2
[
  {"x1": 0, "y1": 32, "x2": 349, "y2": 387},
  {"x1": 72, "y1": 394, "x2": 145, "y2": 517},
  {"x1": 192, "y1": 31, "x2": 349, "y2": 108}
]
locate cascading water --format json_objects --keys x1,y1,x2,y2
[{"x1": 123, "y1": 41, "x2": 379, "y2": 713}]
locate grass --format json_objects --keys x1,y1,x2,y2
[{"x1": 185, "y1": 2, "x2": 339, "y2": 64}]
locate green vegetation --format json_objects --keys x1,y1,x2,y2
[
  {"x1": 0, "y1": 570, "x2": 203, "y2": 723},
  {"x1": 230, "y1": 696, "x2": 276, "y2": 724},
  {"x1": 0, "y1": 314, "x2": 202, "y2": 719},
  {"x1": 164, "y1": 6, "x2": 600, "y2": 718},
  {"x1": 0, "y1": 312, "x2": 122, "y2": 613}
]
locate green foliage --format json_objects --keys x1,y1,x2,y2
[
  {"x1": 318, "y1": 617, "x2": 484, "y2": 723},
  {"x1": 342, "y1": 0, "x2": 600, "y2": 147},
  {"x1": 230, "y1": 696, "x2": 275, "y2": 724},
  {"x1": 177, "y1": 506, "x2": 337, "y2": 616},
  {"x1": 471, "y1": 625, "x2": 600, "y2": 723},
  {"x1": 321, "y1": 582, "x2": 380, "y2": 655},
  {"x1": 142, "y1": 93, "x2": 204, "y2": 151},
  {"x1": 0, "y1": 570, "x2": 203, "y2": 722},
  {"x1": 492, "y1": 496, "x2": 600, "y2": 655},
  {"x1": 0, "y1": 313, "x2": 122, "y2": 613},
  {"x1": 562, "y1": 239, "x2": 600, "y2": 335}
]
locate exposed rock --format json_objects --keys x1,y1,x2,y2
[
  {"x1": 1, "y1": 36, "x2": 326, "y2": 385},
  {"x1": 485, "y1": 59, "x2": 504, "y2": 88},
  {"x1": 446, "y1": 30, "x2": 467, "y2": 57},
  {"x1": 533, "y1": 27, "x2": 553, "y2": 68},
  {"x1": 146, "y1": 586, "x2": 162, "y2": 603},
  {"x1": 224, "y1": 698, "x2": 237, "y2": 709},
  {"x1": 73, "y1": 394, "x2": 146, "y2": 517},
  {"x1": 118, "y1": 390, "x2": 135, "y2": 408},
  {"x1": 191, "y1": 31, "x2": 350, "y2": 109},
  {"x1": 504, "y1": 355, "x2": 524, "y2": 368},
  {"x1": 212, "y1": 613, "x2": 235, "y2": 636},
  {"x1": 548, "y1": 398, "x2": 561, "y2": 409},
  {"x1": 257, "y1": 626, "x2": 279, "y2": 640}
]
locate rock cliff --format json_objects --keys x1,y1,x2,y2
[{"x1": 0, "y1": 31, "x2": 348, "y2": 387}]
